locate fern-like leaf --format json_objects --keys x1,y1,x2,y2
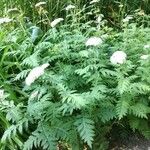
[
  {"x1": 14, "y1": 69, "x2": 30, "y2": 81},
  {"x1": 23, "y1": 135, "x2": 37, "y2": 150},
  {"x1": 100, "y1": 107, "x2": 116, "y2": 123},
  {"x1": 22, "y1": 53, "x2": 39, "y2": 67},
  {"x1": 130, "y1": 103, "x2": 150, "y2": 119},
  {"x1": 23, "y1": 123, "x2": 57, "y2": 150},
  {"x1": 74, "y1": 117, "x2": 95, "y2": 148},
  {"x1": 130, "y1": 83, "x2": 150, "y2": 94},
  {"x1": 117, "y1": 78, "x2": 130, "y2": 95},
  {"x1": 116, "y1": 97, "x2": 130, "y2": 120}
]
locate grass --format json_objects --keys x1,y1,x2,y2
[{"x1": 0, "y1": 0, "x2": 149, "y2": 27}]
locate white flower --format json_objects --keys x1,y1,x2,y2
[
  {"x1": 140, "y1": 55, "x2": 149, "y2": 60},
  {"x1": 65, "y1": 5, "x2": 75, "y2": 11},
  {"x1": 144, "y1": 45, "x2": 150, "y2": 49},
  {"x1": 86, "y1": 12, "x2": 93, "y2": 15},
  {"x1": 90, "y1": 0, "x2": 99, "y2": 4},
  {"x1": 25, "y1": 63, "x2": 49, "y2": 86},
  {"x1": 35, "y1": 1, "x2": 46, "y2": 7},
  {"x1": 110, "y1": 51, "x2": 127, "y2": 65},
  {"x1": 0, "y1": 89, "x2": 4, "y2": 99},
  {"x1": 85, "y1": 37, "x2": 103, "y2": 46},
  {"x1": 50, "y1": 18, "x2": 64, "y2": 27},
  {"x1": 137, "y1": 10, "x2": 145, "y2": 16},
  {"x1": 0, "y1": 17, "x2": 12, "y2": 24},
  {"x1": 119, "y1": 4, "x2": 124, "y2": 8},
  {"x1": 97, "y1": 14, "x2": 104, "y2": 23},
  {"x1": 122, "y1": 16, "x2": 133, "y2": 22}
]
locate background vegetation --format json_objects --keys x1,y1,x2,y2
[{"x1": 0, "y1": 0, "x2": 150, "y2": 28}]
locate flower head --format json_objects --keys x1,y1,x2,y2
[
  {"x1": 90, "y1": 0, "x2": 99, "y2": 4},
  {"x1": 0, "y1": 89, "x2": 4, "y2": 99},
  {"x1": 122, "y1": 16, "x2": 133, "y2": 23},
  {"x1": 85, "y1": 37, "x2": 103, "y2": 46},
  {"x1": 35, "y1": 1, "x2": 46, "y2": 8},
  {"x1": 97, "y1": 14, "x2": 104, "y2": 23},
  {"x1": 65, "y1": 5, "x2": 75, "y2": 11},
  {"x1": 110, "y1": 51, "x2": 127, "y2": 65},
  {"x1": 140, "y1": 55, "x2": 149, "y2": 60},
  {"x1": 144, "y1": 45, "x2": 150, "y2": 49},
  {"x1": 25, "y1": 63, "x2": 49, "y2": 86},
  {"x1": 119, "y1": 4, "x2": 124, "y2": 8},
  {"x1": 137, "y1": 10, "x2": 145, "y2": 16},
  {"x1": 86, "y1": 12, "x2": 93, "y2": 15},
  {"x1": 0, "y1": 17, "x2": 12, "y2": 24},
  {"x1": 50, "y1": 18, "x2": 64, "y2": 28}
]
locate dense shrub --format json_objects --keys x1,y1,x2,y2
[
  {"x1": 0, "y1": 14, "x2": 150, "y2": 149},
  {"x1": 0, "y1": 1, "x2": 150, "y2": 149}
]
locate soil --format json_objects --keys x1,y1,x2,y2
[{"x1": 110, "y1": 134, "x2": 150, "y2": 150}]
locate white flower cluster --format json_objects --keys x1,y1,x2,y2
[
  {"x1": 90, "y1": 0, "x2": 99, "y2": 4},
  {"x1": 65, "y1": 5, "x2": 75, "y2": 11},
  {"x1": 35, "y1": 1, "x2": 46, "y2": 8},
  {"x1": 110, "y1": 51, "x2": 127, "y2": 65},
  {"x1": 50, "y1": 18, "x2": 64, "y2": 27},
  {"x1": 122, "y1": 16, "x2": 133, "y2": 23},
  {"x1": 119, "y1": 4, "x2": 124, "y2": 8},
  {"x1": 85, "y1": 37, "x2": 150, "y2": 65},
  {"x1": 25, "y1": 63, "x2": 49, "y2": 86},
  {"x1": 140, "y1": 55, "x2": 149, "y2": 60},
  {"x1": 144, "y1": 45, "x2": 150, "y2": 49},
  {"x1": 0, "y1": 17, "x2": 12, "y2": 24},
  {"x1": 0, "y1": 89, "x2": 4, "y2": 99},
  {"x1": 97, "y1": 14, "x2": 104, "y2": 23},
  {"x1": 85, "y1": 37, "x2": 103, "y2": 46}
]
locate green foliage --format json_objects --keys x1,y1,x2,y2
[
  {"x1": 116, "y1": 96, "x2": 130, "y2": 120},
  {"x1": 75, "y1": 117, "x2": 95, "y2": 148},
  {"x1": 0, "y1": 3, "x2": 150, "y2": 150},
  {"x1": 23, "y1": 123, "x2": 57, "y2": 150},
  {"x1": 0, "y1": 0, "x2": 150, "y2": 29}
]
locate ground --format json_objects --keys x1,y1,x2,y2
[{"x1": 110, "y1": 134, "x2": 150, "y2": 150}]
